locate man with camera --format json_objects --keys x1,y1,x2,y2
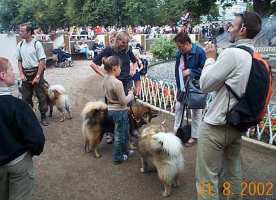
[
  {"x1": 196, "y1": 12, "x2": 262, "y2": 199},
  {"x1": 173, "y1": 32, "x2": 207, "y2": 146}
]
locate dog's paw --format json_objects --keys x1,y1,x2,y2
[
  {"x1": 162, "y1": 191, "x2": 170, "y2": 197},
  {"x1": 140, "y1": 167, "x2": 145, "y2": 173},
  {"x1": 94, "y1": 153, "x2": 102, "y2": 158}
]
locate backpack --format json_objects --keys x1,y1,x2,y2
[{"x1": 225, "y1": 46, "x2": 273, "y2": 132}]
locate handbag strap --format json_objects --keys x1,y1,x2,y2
[{"x1": 179, "y1": 98, "x2": 190, "y2": 126}]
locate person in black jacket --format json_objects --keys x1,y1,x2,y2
[{"x1": 0, "y1": 57, "x2": 45, "y2": 200}]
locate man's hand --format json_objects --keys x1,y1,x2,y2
[
  {"x1": 183, "y1": 69, "x2": 190, "y2": 77},
  {"x1": 32, "y1": 76, "x2": 40, "y2": 85},
  {"x1": 20, "y1": 73, "x2": 27, "y2": 81},
  {"x1": 205, "y1": 43, "x2": 217, "y2": 60}
]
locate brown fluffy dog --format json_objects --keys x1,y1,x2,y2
[
  {"x1": 81, "y1": 101, "x2": 157, "y2": 158},
  {"x1": 81, "y1": 101, "x2": 111, "y2": 158},
  {"x1": 138, "y1": 125, "x2": 185, "y2": 197}
]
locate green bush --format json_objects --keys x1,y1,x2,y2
[{"x1": 150, "y1": 37, "x2": 177, "y2": 60}]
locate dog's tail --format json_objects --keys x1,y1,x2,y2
[
  {"x1": 152, "y1": 132, "x2": 184, "y2": 158},
  {"x1": 153, "y1": 132, "x2": 184, "y2": 170},
  {"x1": 81, "y1": 101, "x2": 107, "y2": 119}
]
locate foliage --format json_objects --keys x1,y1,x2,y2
[
  {"x1": 0, "y1": 0, "x2": 220, "y2": 31},
  {"x1": 0, "y1": 0, "x2": 20, "y2": 30},
  {"x1": 220, "y1": 0, "x2": 276, "y2": 17},
  {"x1": 150, "y1": 37, "x2": 177, "y2": 60}
]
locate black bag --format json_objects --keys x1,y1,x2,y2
[
  {"x1": 177, "y1": 79, "x2": 207, "y2": 109},
  {"x1": 176, "y1": 104, "x2": 191, "y2": 144},
  {"x1": 225, "y1": 46, "x2": 272, "y2": 132},
  {"x1": 139, "y1": 58, "x2": 148, "y2": 76}
]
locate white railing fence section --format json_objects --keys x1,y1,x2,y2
[{"x1": 139, "y1": 76, "x2": 276, "y2": 146}]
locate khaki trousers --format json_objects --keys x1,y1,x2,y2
[
  {"x1": 196, "y1": 122, "x2": 242, "y2": 200},
  {"x1": 0, "y1": 154, "x2": 35, "y2": 200}
]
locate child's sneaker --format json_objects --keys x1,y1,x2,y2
[
  {"x1": 105, "y1": 133, "x2": 113, "y2": 144},
  {"x1": 123, "y1": 154, "x2": 128, "y2": 161}
]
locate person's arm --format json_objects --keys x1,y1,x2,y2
[
  {"x1": 15, "y1": 101, "x2": 45, "y2": 156},
  {"x1": 190, "y1": 50, "x2": 206, "y2": 78},
  {"x1": 137, "y1": 59, "x2": 144, "y2": 72},
  {"x1": 32, "y1": 41, "x2": 46, "y2": 85},
  {"x1": 130, "y1": 62, "x2": 137, "y2": 76},
  {"x1": 18, "y1": 61, "x2": 26, "y2": 81},
  {"x1": 115, "y1": 81, "x2": 134, "y2": 106},
  {"x1": 129, "y1": 49, "x2": 138, "y2": 76},
  {"x1": 90, "y1": 48, "x2": 110, "y2": 77},
  {"x1": 200, "y1": 47, "x2": 236, "y2": 93},
  {"x1": 16, "y1": 44, "x2": 26, "y2": 81},
  {"x1": 90, "y1": 60, "x2": 105, "y2": 77}
]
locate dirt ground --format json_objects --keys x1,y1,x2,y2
[{"x1": 31, "y1": 60, "x2": 276, "y2": 200}]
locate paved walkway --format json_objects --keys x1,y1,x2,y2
[{"x1": 32, "y1": 61, "x2": 276, "y2": 200}]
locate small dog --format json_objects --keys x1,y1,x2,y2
[
  {"x1": 138, "y1": 125, "x2": 184, "y2": 197},
  {"x1": 81, "y1": 101, "x2": 113, "y2": 158},
  {"x1": 45, "y1": 83, "x2": 72, "y2": 122}
]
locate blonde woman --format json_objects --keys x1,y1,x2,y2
[{"x1": 90, "y1": 31, "x2": 137, "y2": 94}]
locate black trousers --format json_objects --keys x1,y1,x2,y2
[{"x1": 21, "y1": 76, "x2": 48, "y2": 117}]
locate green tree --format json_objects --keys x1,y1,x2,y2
[
  {"x1": 0, "y1": 0, "x2": 20, "y2": 30},
  {"x1": 0, "y1": 0, "x2": 222, "y2": 30},
  {"x1": 221, "y1": 0, "x2": 276, "y2": 17},
  {"x1": 124, "y1": 0, "x2": 159, "y2": 25}
]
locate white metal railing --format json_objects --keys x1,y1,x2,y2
[
  {"x1": 139, "y1": 76, "x2": 177, "y2": 115},
  {"x1": 139, "y1": 75, "x2": 276, "y2": 146},
  {"x1": 255, "y1": 47, "x2": 276, "y2": 54}
]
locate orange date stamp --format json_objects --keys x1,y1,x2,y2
[{"x1": 197, "y1": 180, "x2": 274, "y2": 197}]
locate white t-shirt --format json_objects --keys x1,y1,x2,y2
[{"x1": 17, "y1": 38, "x2": 46, "y2": 69}]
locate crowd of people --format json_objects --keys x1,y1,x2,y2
[{"x1": 0, "y1": 11, "x2": 268, "y2": 200}]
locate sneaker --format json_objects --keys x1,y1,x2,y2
[
  {"x1": 105, "y1": 133, "x2": 113, "y2": 144},
  {"x1": 123, "y1": 154, "x2": 128, "y2": 161}
]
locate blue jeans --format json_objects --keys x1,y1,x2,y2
[
  {"x1": 80, "y1": 47, "x2": 89, "y2": 59},
  {"x1": 108, "y1": 110, "x2": 129, "y2": 163}
]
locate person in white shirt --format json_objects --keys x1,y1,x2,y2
[
  {"x1": 196, "y1": 11, "x2": 262, "y2": 200},
  {"x1": 17, "y1": 23, "x2": 49, "y2": 126}
]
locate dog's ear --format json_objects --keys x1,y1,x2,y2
[
  {"x1": 160, "y1": 121, "x2": 168, "y2": 132},
  {"x1": 147, "y1": 108, "x2": 158, "y2": 123}
]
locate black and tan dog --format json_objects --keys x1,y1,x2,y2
[
  {"x1": 81, "y1": 101, "x2": 158, "y2": 158},
  {"x1": 128, "y1": 102, "x2": 158, "y2": 137}
]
